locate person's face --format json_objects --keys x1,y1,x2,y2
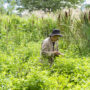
[{"x1": 51, "y1": 35, "x2": 59, "y2": 42}]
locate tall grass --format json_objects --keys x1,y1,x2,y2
[
  {"x1": 57, "y1": 9, "x2": 90, "y2": 55},
  {"x1": 0, "y1": 11, "x2": 90, "y2": 55}
]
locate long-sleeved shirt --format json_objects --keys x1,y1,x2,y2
[{"x1": 41, "y1": 37, "x2": 58, "y2": 61}]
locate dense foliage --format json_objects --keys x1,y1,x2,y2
[
  {"x1": 0, "y1": 10, "x2": 90, "y2": 89},
  {"x1": 20, "y1": 0, "x2": 84, "y2": 11}
]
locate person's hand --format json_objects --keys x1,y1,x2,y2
[
  {"x1": 60, "y1": 53, "x2": 64, "y2": 56},
  {"x1": 53, "y1": 51, "x2": 60, "y2": 56},
  {"x1": 53, "y1": 51, "x2": 64, "y2": 56}
]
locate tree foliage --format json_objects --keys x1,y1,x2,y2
[
  {"x1": 20, "y1": 0, "x2": 84, "y2": 11},
  {"x1": 0, "y1": 0, "x2": 16, "y2": 15}
]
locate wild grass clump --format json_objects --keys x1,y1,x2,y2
[{"x1": 57, "y1": 9, "x2": 90, "y2": 55}]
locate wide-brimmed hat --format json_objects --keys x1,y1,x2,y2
[{"x1": 50, "y1": 29, "x2": 63, "y2": 37}]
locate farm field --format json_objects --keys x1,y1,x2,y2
[{"x1": 0, "y1": 13, "x2": 90, "y2": 90}]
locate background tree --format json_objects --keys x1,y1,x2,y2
[
  {"x1": 0, "y1": 0, "x2": 17, "y2": 15},
  {"x1": 0, "y1": 0, "x2": 6, "y2": 14},
  {"x1": 19, "y1": 0, "x2": 84, "y2": 12},
  {"x1": 7, "y1": 0, "x2": 16, "y2": 15}
]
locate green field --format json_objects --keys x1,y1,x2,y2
[
  {"x1": 0, "y1": 41, "x2": 90, "y2": 90},
  {"x1": 0, "y1": 14, "x2": 90, "y2": 90}
]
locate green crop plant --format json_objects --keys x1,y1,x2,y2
[{"x1": 0, "y1": 11, "x2": 90, "y2": 89}]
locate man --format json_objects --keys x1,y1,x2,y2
[{"x1": 41, "y1": 29, "x2": 63, "y2": 66}]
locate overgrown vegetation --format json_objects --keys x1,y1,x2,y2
[{"x1": 0, "y1": 10, "x2": 90, "y2": 89}]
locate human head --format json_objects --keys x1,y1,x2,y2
[
  {"x1": 50, "y1": 35, "x2": 60, "y2": 42},
  {"x1": 50, "y1": 29, "x2": 62, "y2": 42}
]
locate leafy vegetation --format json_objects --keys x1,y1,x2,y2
[
  {"x1": 0, "y1": 11, "x2": 90, "y2": 89},
  {"x1": 20, "y1": 0, "x2": 84, "y2": 11}
]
